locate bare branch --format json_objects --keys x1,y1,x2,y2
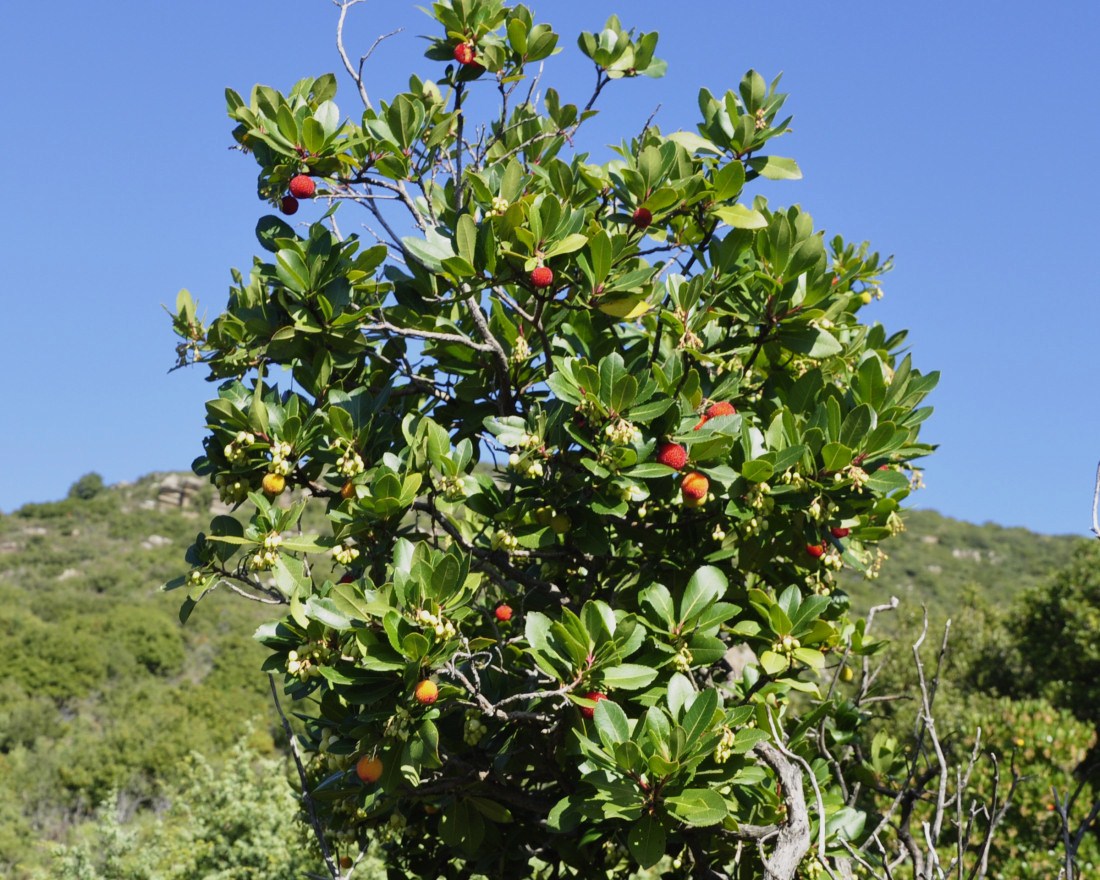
[
  {"x1": 332, "y1": 1, "x2": 399, "y2": 112},
  {"x1": 1091, "y1": 459, "x2": 1100, "y2": 539},
  {"x1": 363, "y1": 318, "x2": 495, "y2": 352},
  {"x1": 269, "y1": 674, "x2": 340, "y2": 880},
  {"x1": 752, "y1": 738, "x2": 812, "y2": 880}
]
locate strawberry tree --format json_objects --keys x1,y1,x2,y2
[{"x1": 167, "y1": 1, "x2": 936, "y2": 878}]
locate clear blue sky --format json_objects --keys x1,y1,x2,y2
[{"x1": 2, "y1": 1, "x2": 1098, "y2": 536}]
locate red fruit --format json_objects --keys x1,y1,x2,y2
[
  {"x1": 280, "y1": 195, "x2": 299, "y2": 215},
  {"x1": 289, "y1": 174, "x2": 315, "y2": 199},
  {"x1": 830, "y1": 526, "x2": 850, "y2": 539},
  {"x1": 414, "y1": 680, "x2": 439, "y2": 705},
  {"x1": 655, "y1": 442, "x2": 688, "y2": 470},
  {"x1": 806, "y1": 543, "x2": 825, "y2": 558},
  {"x1": 530, "y1": 266, "x2": 554, "y2": 288},
  {"x1": 494, "y1": 604, "x2": 513, "y2": 622},
  {"x1": 681, "y1": 472, "x2": 709, "y2": 505},
  {"x1": 705, "y1": 402, "x2": 736, "y2": 419},
  {"x1": 580, "y1": 691, "x2": 608, "y2": 719},
  {"x1": 632, "y1": 207, "x2": 653, "y2": 229},
  {"x1": 453, "y1": 42, "x2": 477, "y2": 66}
]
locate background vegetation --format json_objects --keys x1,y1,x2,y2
[{"x1": 2, "y1": 475, "x2": 1095, "y2": 878}]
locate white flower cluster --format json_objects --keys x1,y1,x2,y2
[
  {"x1": 286, "y1": 641, "x2": 332, "y2": 681},
  {"x1": 740, "y1": 515, "x2": 764, "y2": 537},
  {"x1": 747, "y1": 482, "x2": 774, "y2": 514},
  {"x1": 840, "y1": 465, "x2": 869, "y2": 492},
  {"x1": 779, "y1": 468, "x2": 806, "y2": 489},
  {"x1": 672, "y1": 645, "x2": 694, "y2": 673},
  {"x1": 492, "y1": 528, "x2": 519, "y2": 553},
  {"x1": 887, "y1": 511, "x2": 906, "y2": 534},
  {"x1": 415, "y1": 608, "x2": 456, "y2": 640},
  {"x1": 463, "y1": 710, "x2": 488, "y2": 746},
  {"x1": 509, "y1": 334, "x2": 530, "y2": 364},
  {"x1": 223, "y1": 430, "x2": 255, "y2": 464},
  {"x1": 508, "y1": 451, "x2": 544, "y2": 479},
  {"x1": 249, "y1": 532, "x2": 282, "y2": 571},
  {"x1": 488, "y1": 195, "x2": 509, "y2": 217},
  {"x1": 865, "y1": 548, "x2": 888, "y2": 580},
  {"x1": 715, "y1": 726, "x2": 737, "y2": 764},
  {"x1": 775, "y1": 634, "x2": 801, "y2": 656},
  {"x1": 822, "y1": 546, "x2": 844, "y2": 571},
  {"x1": 332, "y1": 541, "x2": 359, "y2": 565},
  {"x1": 335, "y1": 443, "x2": 365, "y2": 478},
  {"x1": 214, "y1": 474, "x2": 249, "y2": 504},
  {"x1": 437, "y1": 474, "x2": 466, "y2": 500},
  {"x1": 711, "y1": 523, "x2": 726, "y2": 542},
  {"x1": 377, "y1": 811, "x2": 407, "y2": 842},
  {"x1": 268, "y1": 439, "x2": 294, "y2": 476},
  {"x1": 385, "y1": 707, "x2": 412, "y2": 742},
  {"x1": 603, "y1": 417, "x2": 640, "y2": 447},
  {"x1": 807, "y1": 497, "x2": 838, "y2": 523}
]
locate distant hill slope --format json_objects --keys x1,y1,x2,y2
[
  {"x1": 0, "y1": 472, "x2": 277, "y2": 877},
  {"x1": 841, "y1": 508, "x2": 1086, "y2": 617}
]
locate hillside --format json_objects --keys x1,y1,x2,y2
[
  {"x1": 0, "y1": 473, "x2": 1087, "y2": 876},
  {"x1": 0, "y1": 473, "x2": 280, "y2": 877},
  {"x1": 841, "y1": 508, "x2": 1086, "y2": 617}
]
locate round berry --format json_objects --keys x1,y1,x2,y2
[
  {"x1": 288, "y1": 174, "x2": 316, "y2": 199},
  {"x1": 414, "y1": 679, "x2": 439, "y2": 705},
  {"x1": 279, "y1": 195, "x2": 299, "y2": 215},
  {"x1": 530, "y1": 266, "x2": 554, "y2": 289},
  {"x1": 806, "y1": 543, "x2": 825, "y2": 558},
  {"x1": 580, "y1": 691, "x2": 608, "y2": 719},
  {"x1": 681, "y1": 472, "x2": 709, "y2": 504},
  {"x1": 495, "y1": 604, "x2": 513, "y2": 622},
  {"x1": 261, "y1": 473, "x2": 286, "y2": 496},
  {"x1": 830, "y1": 526, "x2": 850, "y2": 538},
  {"x1": 453, "y1": 42, "x2": 477, "y2": 66},
  {"x1": 355, "y1": 755, "x2": 383, "y2": 783},
  {"x1": 631, "y1": 207, "x2": 653, "y2": 229},
  {"x1": 655, "y1": 442, "x2": 688, "y2": 471},
  {"x1": 705, "y1": 402, "x2": 736, "y2": 419}
]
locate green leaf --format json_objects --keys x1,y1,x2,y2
[
  {"x1": 681, "y1": 687, "x2": 718, "y2": 744},
  {"x1": 840, "y1": 403, "x2": 875, "y2": 449},
  {"x1": 821, "y1": 442, "x2": 853, "y2": 472},
  {"x1": 640, "y1": 583, "x2": 675, "y2": 627},
  {"x1": 543, "y1": 233, "x2": 588, "y2": 258},
  {"x1": 665, "y1": 788, "x2": 728, "y2": 826},
  {"x1": 680, "y1": 566, "x2": 727, "y2": 624},
  {"x1": 626, "y1": 814, "x2": 665, "y2": 868},
  {"x1": 455, "y1": 213, "x2": 477, "y2": 264},
  {"x1": 712, "y1": 204, "x2": 767, "y2": 229},
  {"x1": 276, "y1": 248, "x2": 311, "y2": 293},
  {"x1": 594, "y1": 699, "x2": 630, "y2": 747},
  {"x1": 792, "y1": 647, "x2": 825, "y2": 669},
  {"x1": 747, "y1": 156, "x2": 802, "y2": 180},
  {"x1": 783, "y1": 326, "x2": 843, "y2": 358},
  {"x1": 759, "y1": 651, "x2": 789, "y2": 676},
  {"x1": 740, "y1": 459, "x2": 774, "y2": 483},
  {"x1": 600, "y1": 664, "x2": 658, "y2": 690}
]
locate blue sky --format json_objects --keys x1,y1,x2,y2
[{"x1": 2, "y1": 1, "x2": 1098, "y2": 536}]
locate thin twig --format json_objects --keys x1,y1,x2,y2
[{"x1": 269, "y1": 675, "x2": 340, "y2": 879}]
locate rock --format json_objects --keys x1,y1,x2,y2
[
  {"x1": 723, "y1": 643, "x2": 758, "y2": 679},
  {"x1": 57, "y1": 568, "x2": 81, "y2": 580},
  {"x1": 141, "y1": 535, "x2": 173, "y2": 550},
  {"x1": 155, "y1": 473, "x2": 204, "y2": 509}
]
